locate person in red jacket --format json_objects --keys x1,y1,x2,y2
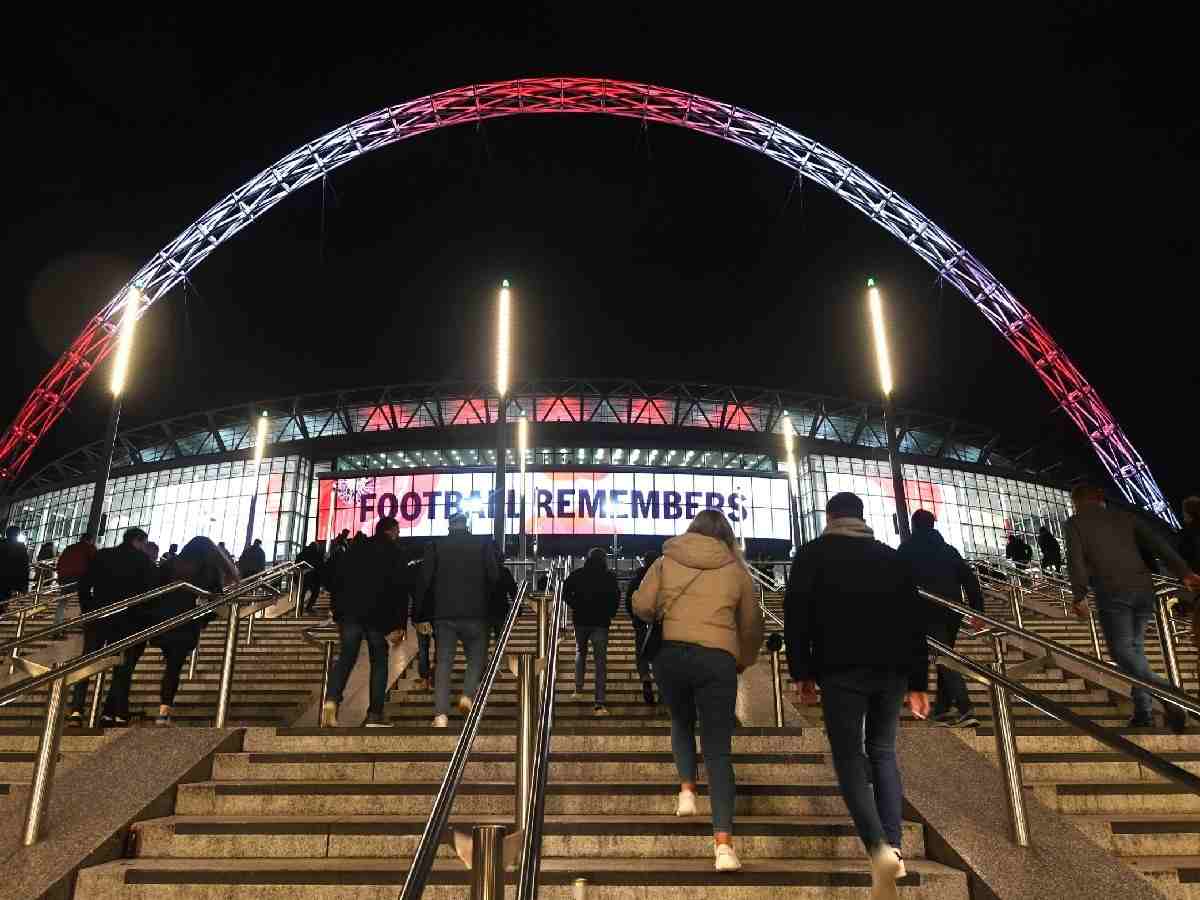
[{"x1": 55, "y1": 533, "x2": 97, "y2": 629}]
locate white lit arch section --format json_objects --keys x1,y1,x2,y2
[{"x1": 0, "y1": 77, "x2": 1176, "y2": 525}]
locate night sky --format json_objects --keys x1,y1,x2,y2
[{"x1": 3, "y1": 8, "x2": 1196, "y2": 509}]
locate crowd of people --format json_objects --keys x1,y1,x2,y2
[{"x1": 3, "y1": 485, "x2": 1200, "y2": 892}]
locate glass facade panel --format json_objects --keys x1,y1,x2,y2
[{"x1": 799, "y1": 453, "x2": 1072, "y2": 553}]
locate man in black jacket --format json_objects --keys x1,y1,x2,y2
[
  {"x1": 417, "y1": 513, "x2": 499, "y2": 727},
  {"x1": 565, "y1": 548, "x2": 621, "y2": 715},
  {"x1": 75, "y1": 528, "x2": 158, "y2": 726},
  {"x1": 321, "y1": 517, "x2": 409, "y2": 728},
  {"x1": 625, "y1": 551, "x2": 661, "y2": 704},
  {"x1": 898, "y1": 509, "x2": 984, "y2": 727},
  {"x1": 0, "y1": 526, "x2": 30, "y2": 614},
  {"x1": 238, "y1": 538, "x2": 266, "y2": 578},
  {"x1": 785, "y1": 492, "x2": 929, "y2": 896}
]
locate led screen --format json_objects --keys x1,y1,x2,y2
[{"x1": 316, "y1": 471, "x2": 793, "y2": 541}]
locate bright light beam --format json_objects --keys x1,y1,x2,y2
[
  {"x1": 109, "y1": 286, "x2": 142, "y2": 396},
  {"x1": 497, "y1": 279, "x2": 511, "y2": 397},
  {"x1": 867, "y1": 278, "x2": 894, "y2": 397},
  {"x1": 253, "y1": 411, "x2": 269, "y2": 467}
]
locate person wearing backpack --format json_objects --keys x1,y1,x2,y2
[
  {"x1": 417, "y1": 512, "x2": 499, "y2": 727},
  {"x1": 632, "y1": 510, "x2": 763, "y2": 873}
]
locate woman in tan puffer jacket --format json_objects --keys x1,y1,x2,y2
[{"x1": 633, "y1": 509, "x2": 764, "y2": 872}]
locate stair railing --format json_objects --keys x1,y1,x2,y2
[
  {"x1": 0, "y1": 560, "x2": 305, "y2": 846},
  {"x1": 923, "y1": 586, "x2": 1200, "y2": 848},
  {"x1": 397, "y1": 572, "x2": 536, "y2": 900},
  {"x1": 516, "y1": 557, "x2": 567, "y2": 900}
]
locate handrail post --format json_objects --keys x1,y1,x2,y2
[
  {"x1": 10, "y1": 608, "x2": 27, "y2": 675},
  {"x1": 515, "y1": 651, "x2": 537, "y2": 832},
  {"x1": 470, "y1": 824, "x2": 506, "y2": 900},
  {"x1": 1155, "y1": 593, "x2": 1183, "y2": 691},
  {"x1": 215, "y1": 599, "x2": 241, "y2": 728},
  {"x1": 537, "y1": 595, "x2": 548, "y2": 660},
  {"x1": 23, "y1": 671, "x2": 67, "y2": 845},
  {"x1": 245, "y1": 608, "x2": 256, "y2": 647},
  {"x1": 319, "y1": 641, "x2": 335, "y2": 709},
  {"x1": 987, "y1": 633, "x2": 1030, "y2": 846},
  {"x1": 292, "y1": 570, "x2": 304, "y2": 618},
  {"x1": 1087, "y1": 605, "x2": 1103, "y2": 661},
  {"x1": 766, "y1": 633, "x2": 785, "y2": 727},
  {"x1": 1008, "y1": 573, "x2": 1024, "y2": 630},
  {"x1": 86, "y1": 669, "x2": 106, "y2": 729},
  {"x1": 188, "y1": 647, "x2": 198, "y2": 680}
]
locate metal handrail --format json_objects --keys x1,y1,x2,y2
[
  {"x1": 0, "y1": 559, "x2": 308, "y2": 655},
  {"x1": 0, "y1": 563, "x2": 302, "y2": 708},
  {"x1": 397, "y1": 575, "x2": 533, "y2": 900},
  {"x1": 931, "y1": 636, "x2": 1200, "y2": 794},
  {"x1": 922, "y1": 588, "x2": 1200, "y2": 718},
  {"x1": 516, "y1": 559, "x2": 567, "y2": 900}
]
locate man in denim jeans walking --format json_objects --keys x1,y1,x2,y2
[
  {"x1": 417, "y1": 513, "x2": 499, "y2": 728},
  {"x1": 785, "y1": 492, "x2": 930, "y2": 900},
  {"x1": 1065, "y1": 485, "x2": 1200, "y2": 731}
]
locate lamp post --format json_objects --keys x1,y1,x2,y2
[
  {"x1": 518, "y1": 414, "x2": 528, "y2": 561},
  {"x1": 868, "y1": 278, "x2": 911, "y2": 542},
  {"x1": 781, "y1": 411, "x2": 803, "y2": 552},
  {"x1": 494, "y1": 280, "x2": 511, "y2": 552},
  {"x1": 86, "y1": 285, "x2": 141, "y2": 541},
  {"x1": 244, "y1": 411, "x2": 269, "y2": 552}
]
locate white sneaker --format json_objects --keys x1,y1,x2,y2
[
  {"x1": 675, "y1": 789, "x2": 698, "y2": 817},
  {"x1": 869, "y1": 846, "x2": 904, "y2": 900},
  {"x1": 714, "y1": 843, "x2": 741, "y2": 872},
  {"x1": 320, "y1": 700, "x2": 338, "y2": 728},
  {"x1": 432, "y1": 714, "x2": 449, "y2": 728},
  {"x1": 457, "y1": 695, "x2": 473, "y2": 715}
]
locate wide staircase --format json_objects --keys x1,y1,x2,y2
[
  {"x1": 74, "y1": 591, "x2": 971, "y2": 897},
  {"x1": 763, "y1": 561, "x2": 1200, "y2": 898},
  {"x1": 0, "y1": 580, "x2": 327, "y2": 801}
]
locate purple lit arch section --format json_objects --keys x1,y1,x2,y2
[{"x1": 0, "y1": 78, "x2": 1175, "y2": 525}]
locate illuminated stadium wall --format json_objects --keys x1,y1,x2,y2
[{"x1": 2, "y1": 380, "x2": 1075, "y2": 563}]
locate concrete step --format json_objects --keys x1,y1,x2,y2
[
  {"x1": 75, "y1": 856, "x2": 970, "y2": 898},
  {"x1": 1035, "y1": 780, "x2": 1200, "y2": 815},
  {"x1": 135, "y1": 814, "x2": 926, "y2": 860},
  {"x1": 176, "y1": 781, "x2": 854, "y2": 817},
  {"x1": 210, "y1": 751, "x2": 833, "y2": 784}
]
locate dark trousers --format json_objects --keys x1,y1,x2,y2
[
  {"x1": 1096, "y1": 589, "x2": 1175, "y2": 719},
  {"x1": 653, "y1": 642, "x2": 738, "y2": 834},
  {"x1": 70, "y1": 622, "x2": 110, "y2": 712},
  {"x1": 158, "y1": 645, "x2": 191, "y2": 706},
  {"x1": 820, "y1": 667, "x2": 907, "y2": 853},
  {"x1": 631, "y1": 619, "x2": 652, "y2": 681},
  {"x1": 574, "y1": 625, "x2": 610, "y2": 704},
  {"x1": 416, "y1": 629, "x2": 433, "y2": 679},
  {"x1": 103, "y1": 642, "x2": 145, "y2": 719},
  {"x1": 301, "y1": 577, "x2": 321, "y2": 610},
  {"x1": 325, "y1": 621, "x2": 390, "y2": 715},
  {"x1": 929, "y1": 618, "x2": 971, "y2": 715}
]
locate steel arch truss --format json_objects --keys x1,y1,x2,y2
[{"x1": 0, "y1": 77, "x2": 1176, "y2": 525}]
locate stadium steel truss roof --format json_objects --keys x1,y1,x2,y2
[{"x1": 10, "y1": 378, "x2": 1068, "y2": 498}]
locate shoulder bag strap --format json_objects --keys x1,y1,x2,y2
[{"x1": 655, "y1": 563, "x2": 706, "y2": 623}]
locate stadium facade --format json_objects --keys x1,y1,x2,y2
[{"x1": 0, "y1": 378, "x2": 1073, "y2": 562}]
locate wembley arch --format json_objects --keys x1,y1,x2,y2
[{"x1": 0, "y1": 77, "x2": 1178, "y2": 526}]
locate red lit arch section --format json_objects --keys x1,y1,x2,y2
[{"x1": 0, "y1": 78, "x2": 1176, "y2": 524}]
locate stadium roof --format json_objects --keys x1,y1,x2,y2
[{"x1": 10, "y1": 378, "x2": 1069, "y2": 497}]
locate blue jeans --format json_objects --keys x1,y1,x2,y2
[
  {"x1": 820, "y1": 667, "x2": 907, "y2": 853},
  {"x1": 653, "y1": 642, "x2": 738, "y2": 834},
  {"x1": 1096, "y1": 589, "x2": 1174, "y2": 719},
  {"x1": 434, "y1": 619, "x2": 488, "y2": 716},
  {"x1": 574, "y1": 625, "x2": 610, "y2": 704},
  {"x1": 325, "y1": 621, "x2": 390, "y2": 715}
]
